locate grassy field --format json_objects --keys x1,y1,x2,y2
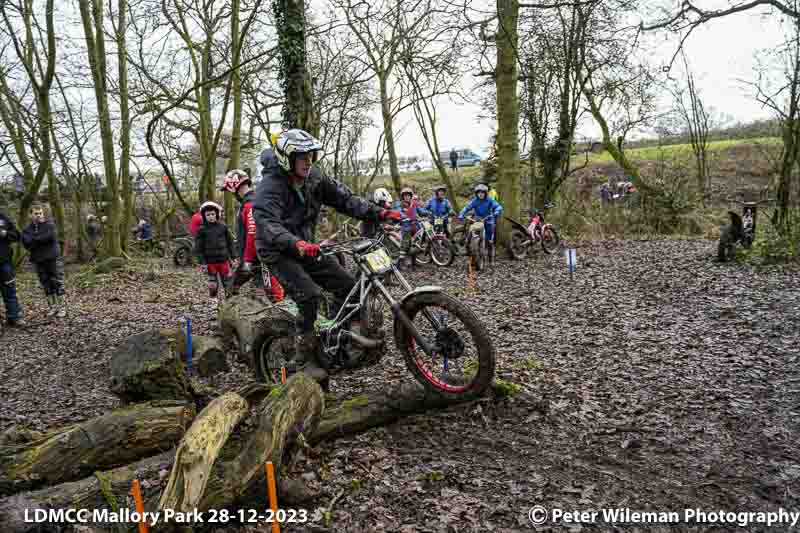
[{"x1": 581, "y1": 136, "x2": 782, "y2": 165}]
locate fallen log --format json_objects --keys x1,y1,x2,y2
[
  {"x1": 110, "y1": 329, "x2": 191, "y2": 403},
  {"x1": 183, "y1": 373, "x2": 323, "y2": 513},
  {"x1": 162, "y1": 328, "x2": 229, "y2": 377},
  {"x1": 157, "y1": 391, "x2": 252, "y2": 512},
  {"x1": 0, "y1": 400, "x2": 194, "y2": 496},
  {"x1": 0, "y1": 450, "x2": 175, "y2": 533}
]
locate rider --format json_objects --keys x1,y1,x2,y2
[
  {"x1": 194, "y1": 201, "x2": 235, "y2": 303},
  {"x1": 361, "y1": 187, "x2": 393, "y2": 239},
  {"x1": 424, "y1": 185, "x2": 454, "y2": 236},
  {"x1": 253, "y1": 129, "x2": 402, "y2": 387},
  {"x1": 458, "y1": 184, "x2": 503, "y2": 250},
  {"x1": 221, "y1": 169, "x2": 284, "y2": 302},
  {"x1": 395, "y1": 187, "x2": 428, "y2": 255}
]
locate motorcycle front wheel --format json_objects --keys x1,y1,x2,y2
[
  {"x1": 394, "y1": 291, "x2": 496, "y2": 400},
  {"x1": 508, "y1": 229, "x2": 530, "y2": 260},
  {"x1": 430, "y1": 237, "x2": 455, "y2": 267},
  {"x1": 541, "y1": 226, "x2": 560, "y2": 254}
]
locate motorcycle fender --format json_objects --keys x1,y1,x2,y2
[{"x1": 399, "y1": 285, "x2": 443, "y2": 307}]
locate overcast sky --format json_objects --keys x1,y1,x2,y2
[{"x1": 365, "y1": 7, "x2": 784, "y2": 160}]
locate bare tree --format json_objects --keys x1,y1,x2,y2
[
  {"x1": 668, "y1": 50, "x2": 712, "y2": 205},
  {"x1": 0, "y1": 0, "x2": 58, "y2": 235},
  {"x1": 747, "y1": 8, "x2": 800, "y2": 230},
  {"x1": 334, "y1": 0, "x2": 443, "y2": 197}
]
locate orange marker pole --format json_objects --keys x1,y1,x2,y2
[
  {"x1": 280, "y1": 367, "x2": 287, "y2": 384},
  {"x1": 130, "y1": 479, "x2": 149, "y2": 533},
  {"x1": 468, "y1": 257, "x2": 475, "y2": 290},
  {"x1": 265, "y1": 461, "x2": 281, "y2": 533}
]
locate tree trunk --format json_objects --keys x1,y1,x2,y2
[
  {"x1": 224, "y1": 0, "x2": 242, "y2": 229},
  {"x1": 117, "y1": 0, "x2": 133, "y2": 252},
  {"x1": 0, "y1": 401, "x2": 194, "y2": 496},
  {"x1": 110, "y1": 329, "x2": 192, "y2": 403},
  {"x1": 276, "y1": 0, "x2": 318, "y2": 134},
  {"x1": 495, "y1": 0, "x2": 521, "y2": 243},
  {"x1": 0, "y1": 450, "x2": 175, "y2": 533},
  {"x1": 79, "y1": 0, "x2": 122, "y2": 257},
  {"x1": 379, "y1": 76, "x2": 403, "y2": 197}
]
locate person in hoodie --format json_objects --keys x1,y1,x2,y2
[
  {"x1": 220, "y1": 168, "x2": 284, "y2": 302},
  {"x1": 21, "y1": 204, "x2": 67, "y2": 318},
  {"x1": 0, "y1": 208, "x2": 23, "y2": 326},
  {"x1": 361, "y1": 187, "x2": 393, "y2": 239},
  {"x1": 395, "y1": 186, "x2": 428, "y2": 249},
  {"x1": 458, "y1": 183, "x2": 503, "y2": 249},
  {"x1": 424, "y1": 185, "x2": 455, "y2": 236},
  {"x1": 194, "y1": 201, "x2": 234, "y2": 302}
]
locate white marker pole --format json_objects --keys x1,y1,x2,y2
[{"x1": 565, "y1": 248, "x2": 577, "y2": 281}]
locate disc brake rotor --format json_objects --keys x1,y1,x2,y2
[{"x1": 434, "y1": 326, "x2": 466, "y2": 360}]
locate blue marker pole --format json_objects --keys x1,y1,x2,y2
[{"x1": 186, "y1": 317, "x2": 193, "y2": 371}]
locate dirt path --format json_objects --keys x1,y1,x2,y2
[{"x1": 2, "y1": 239, "x2": 798, "y2": 532}]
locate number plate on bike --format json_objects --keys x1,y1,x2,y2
[
  {"x1": 364, "y1": 248, "x2": 392, "y2": 274},
  {"x1": 434, "y1": 217, "x2": 444, "y2": 226}
]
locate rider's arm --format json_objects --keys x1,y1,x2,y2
[
  {"x1": 458, "y1": 199, "x2": 476, "y2": 219},
  {"x1": 319, "y1": 173, "x2": 381, "y2": 221},
  {"x1": 252, "y1": 176, "x2": 303, "y2": 253},
  {"x1": 241, "y1": 202, "x2": 257, "y2": 262},
  {"x1": 492, "y1": 200, "x2": 504, "y2": 218},
  {"x1": 1, "y1": 215, "x2": 20, "y2": 242}
]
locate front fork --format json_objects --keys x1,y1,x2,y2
[{"x1": 371, "y1": 267, "x2": 440, "y2": 357}]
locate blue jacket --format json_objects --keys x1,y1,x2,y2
[
  {"x1": 459, "y1": 197, "x2": 503, "y2": 221},
  {"x1": 139, "y1": 223, "x2": 153, "y2": 240},
  {"x1": 425, "y1": 197, "x2": 453, "y2": 218}
]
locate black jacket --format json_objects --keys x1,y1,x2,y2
[
  {"x1": 0, "y1": 212, "x2": 20, "y2": 263},
  {"x1": 194, "y1": 222, "x2": 234, "y2": 264},
  {"x1": 21, "y1": 220, "x2": 60, "y2": 264},
  {"x1": 253, "y1": 152, "x2": 382, "y2": 262}
]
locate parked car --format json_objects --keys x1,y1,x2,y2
[{"x1": 439, "y1": 149, "x2": 482, "y2": 167}]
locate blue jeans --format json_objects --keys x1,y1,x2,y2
[
  {"x1": 484, "y1": 221, "x2": 496, "y2": 243},
  {"x1": 0, "y1": 261, "x2": 21, "y2": 321}
]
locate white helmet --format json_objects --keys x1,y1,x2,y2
[
  {"x1": 373, "y1": 187, "x2": 392, "y2": 206},
  {"x1": 139, "y1": 219, "x2": 147, "y2": 225},
  {"x1": 274, "y1": 129, "x2": 323, "y2": 173}
]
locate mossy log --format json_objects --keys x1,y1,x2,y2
[
  {"x1": 0, "y1": 450, "x2": 174, "y2": 533},
  {"x1": 157, "y1": 389, "x2": 255, "y2": 512},
  {"x1": 162, "y1": 328, "x2": 229, "y2": 377},
  {"x1": 0, "y1": 401, "x2": 194, "y2": 496},
  {"x1": 191, "y1": 373, "x2": 323, "y2": 512},
  {"x1": 311, "y1": 380, "x2": 499, "y2": 444},
  {"x1": 111, "y1": 329, "x2": 191, "y2": 403},
  {"x1": 93, "y1": 256, "x2": 126, "y2": 274}
]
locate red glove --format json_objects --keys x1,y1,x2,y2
[
  {"x1": 296, "y1": 240, "x2": 321, "y2": 258},
  {"x1": 379, "y1": 209, "x2": 403, "y2": 222}
]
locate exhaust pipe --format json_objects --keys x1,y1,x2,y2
[{"x1": 342, "y1": 330, "x2": 384, "y2": 349}]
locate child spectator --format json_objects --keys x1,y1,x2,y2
[
  {"x1": 194, "y1": 202, "x2": 234, "y2": 303},
  {"x1": 21, "y1": 204, "x2": 67, "y2": 318}
]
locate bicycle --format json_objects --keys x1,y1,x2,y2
[{"x1": 252, "y1": 222, "x2": 496, "y2": 399}]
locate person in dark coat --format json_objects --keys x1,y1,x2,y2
[
  {"x1": 253, "y1": 129, "x2": 402, "y2": 386},
  {"x1": 449, "y1": 148, "x2": 458, "y2": 171},
  {"x1": 194, "y1": 202, "x2": 235, "y2": 301},
  {"x1": 21, "y1": 204, "x2": 66, "y2": 318},
  {"x1": 0, "y1": 209, "x2": 23, "y2": 326}
]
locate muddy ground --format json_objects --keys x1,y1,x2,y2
[{"x1": 1, "y1": 239, "x2": 799, "y2": 532}]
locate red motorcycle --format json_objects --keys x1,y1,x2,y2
[{"x1": 506, "y1": 202, "x2": 560, "y2": 259}]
